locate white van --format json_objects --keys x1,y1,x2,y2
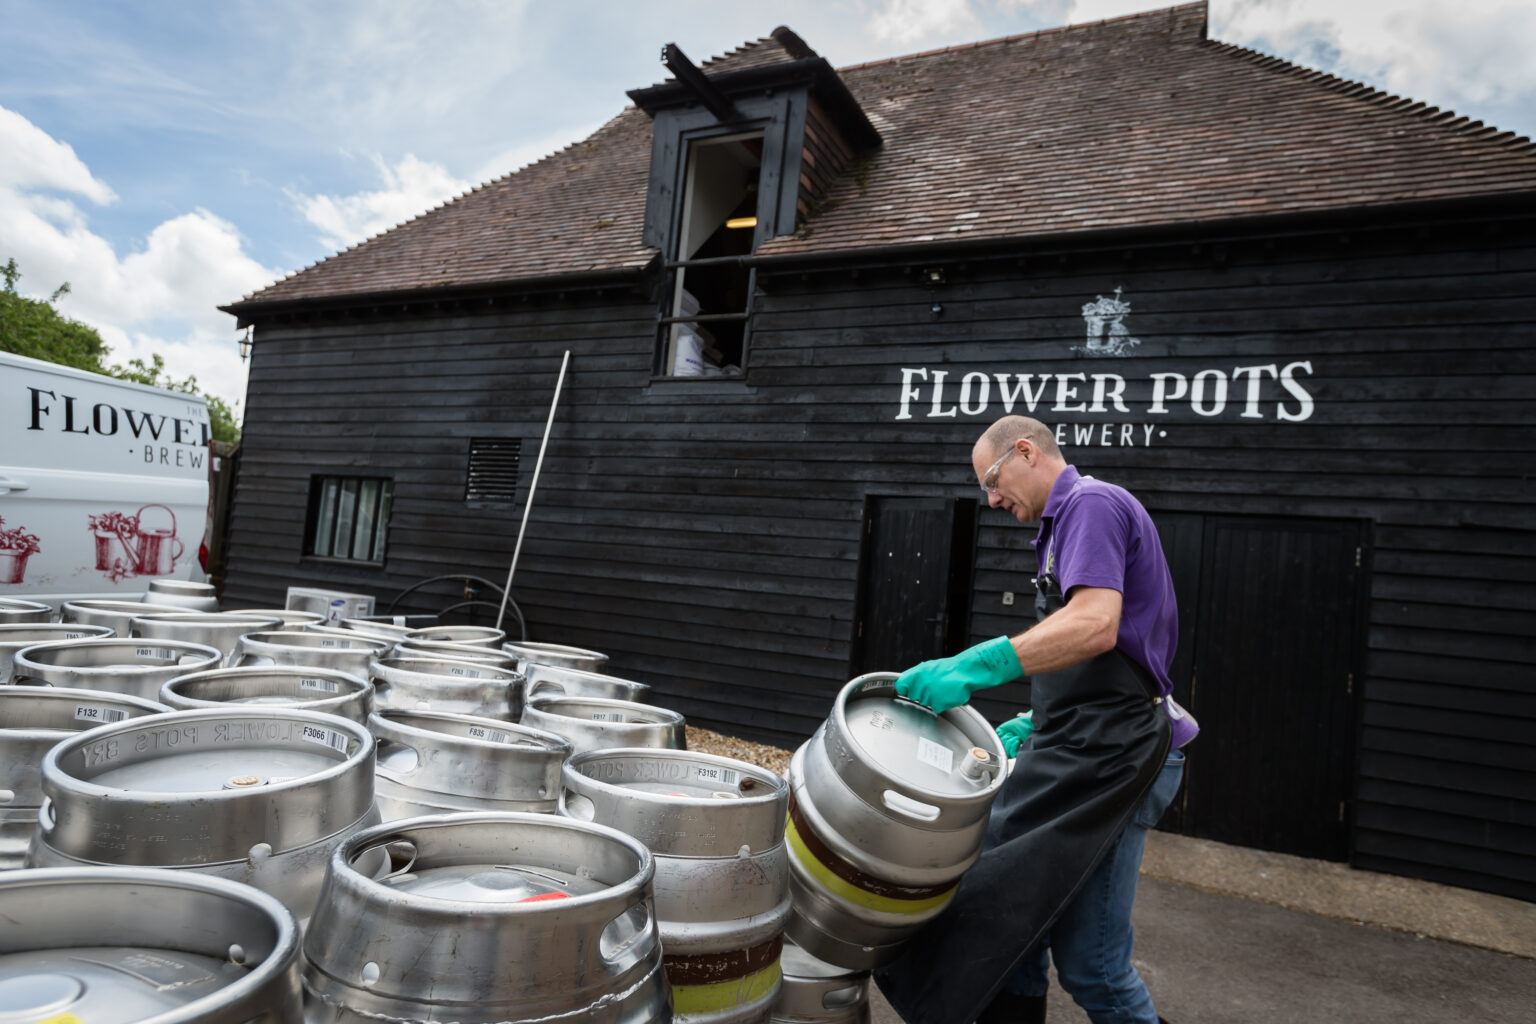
[{"x1": 0, "y1": 352, "x2": 211, "y2": 609}]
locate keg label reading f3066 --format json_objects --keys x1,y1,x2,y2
[
  {"x1": 301, "y1": 724, "x2": 350, "y2": 753},
  {"x1": 916, "y1": 736, "x2": 954, "y2": 774},
  {"x1": 74, "y1": 704, "x2": 128, "y2": 724}
]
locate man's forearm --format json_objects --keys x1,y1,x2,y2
[{"x1": 1008, "y1": 590, "x2": 1120, "y2": 675}]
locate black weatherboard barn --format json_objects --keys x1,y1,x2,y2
[{"x1": 220, "y1": 3, "x2": 1536, "y2": 902}]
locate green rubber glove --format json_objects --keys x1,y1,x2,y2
[
  {"x1": 997, "y1": 711, "x2": 1035, "y2": 758},
  {"x1": 894, "y1": 636, "x2": 1024, "y2": 713}
]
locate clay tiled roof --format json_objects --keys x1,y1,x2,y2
[{"x1": 227, "y1": 2, "x2": 1536, "y2": 311}]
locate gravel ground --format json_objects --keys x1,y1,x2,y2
[{"x1": 686, "y1": 725, "x2": 794, "y2": 778}]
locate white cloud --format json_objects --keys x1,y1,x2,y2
[
  {"x1": 0, "y1": 104, "x2": 275, "y2": 410},
  {"x1": 867, "y1": 0, "x2": 987, "y2": 45},
  {"x1": 288, "y1": 153, "x2": 473, "y2": 253}
]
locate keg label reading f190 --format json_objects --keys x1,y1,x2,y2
[
  {"x1": 301, "y1": 724, "x2": 350, "y2": 753},
  {"x1": 299, "y1": 677, "x2": 340, "y2": 693},
  {"x1": 916, "y1": 736, "x2": 954, "y2": 774}
]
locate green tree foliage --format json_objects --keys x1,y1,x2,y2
[{"x1": 0, "y1": 258, "x2": 240, "y2": 443}]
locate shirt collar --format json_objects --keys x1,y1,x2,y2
[{"x1": 1040, "y1": 464, "x2": 1080, "y2": 522}]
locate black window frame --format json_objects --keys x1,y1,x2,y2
[{"x1": 303, "y1": 474, "x2": 393, "y2": 567}]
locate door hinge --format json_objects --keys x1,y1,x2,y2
[
  {"x1": 857, "y1": 621, "x2": 863, "y2": 638},
  {"x1": 1345, "y1": 672, "x2": 1353, "y2": 695},
  {"x1": 1338, "y1": 801, "x2": 1346, "y2": 823},
  {"x1": 1354, "y1": 546, "x2": 1362, "y2": 568}
]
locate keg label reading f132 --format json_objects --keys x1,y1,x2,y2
[
  {"x1": 299, "y1": 677, "x2": 340, "y2": 693},
  {"x1": 916, "y1": 736, "x2": 954, "y2": 774},
  {"x1": 301, "y1": 724, "x2": 350, "y2": 753},
  {"x1": 74, "y1": 704, "x2": 128, "y2": 724}
]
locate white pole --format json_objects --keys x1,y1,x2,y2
[{"x1": 497, "y1": 350, "x2": 570, "y2": 632}]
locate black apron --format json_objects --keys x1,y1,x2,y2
[{"x1": 873, "y1": 568, "x2": 1172, "y2": 1024}]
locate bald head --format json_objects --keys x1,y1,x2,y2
[{"x1": 976, "y1": 415, "x2": 1062, "y2": 461}]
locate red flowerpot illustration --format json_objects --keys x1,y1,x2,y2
[{"x1": 0, "y1": 516, "x2": 40, "y2": 584}]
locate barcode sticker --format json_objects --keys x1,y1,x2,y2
[
  {"x1": 64, "y1": 631, "x2": 88, "y2": 639},
  {"x1": 299, "y1": 677, "x2": 341, "y2": 693},
  {"x1": 591, "y1": 712, "x2": 626, "y2": 723},
  {"x1": 300, "y1": 724, "x2": 350, "y2": 753},
  {"x1": 448, "y1": 666, "x2": 482, "y2": 678},
  {"x1": 696, "y1": 766, "x2": 739, "y2": 785},
  {"x1": 467, "y1": 725, "x2": 512, "y2": 744},
  {"x1": 134, "y1": 647, "x2": 175, "y2": 660},
  {"x1": 74, "y1": 704, "x2": 128, "y2": 724},
  {"x1": 916, "y1": 737, "x2": 954, "y2": 774}
]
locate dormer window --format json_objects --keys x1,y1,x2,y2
[
  {"x1": 660, "y1": 131, "x2": 764, "y2": 377},
  {"x1": 628, "y1": 30, "x2": 881, "y2": 382}
]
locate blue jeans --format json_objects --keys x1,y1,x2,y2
[{"x1": 1003, "y1": 748, "x2": 1185, "y2": 1024}]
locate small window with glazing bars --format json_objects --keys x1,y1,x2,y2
[{"x1": 305, "y1": 476, "x2": 392, "y2": 564}]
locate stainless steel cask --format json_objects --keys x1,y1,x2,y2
[
  {"x1": 771, "y1": 942, "x2": 871, "y2": 1024},
  {"x1": 302, "y1": 812, "x2": 670, "y2": 1024},
  {"x1": 60, "y1": 598, "x2": 189, "y2": 634},
  {"x1": 160, "y1": 665, "x2": 373, "y2": 725},
  {"x1": 564, "y1": 748, "x2": 790, "y2": 1024},
  {"x1": 231, "y1": 630, "x2": 391, "y2": 677},
  {"x1": 28, "y1": 707, "x2": 383, "y2": 923},
  {"x1": 0, "y1": 867, "x2": 302, "y2": 1022},
  {"x1": 370, "y1": 709, "x2": 571, "y2": 819},
  {"x1": 0, "y1": 623, "x2": 114, "y2": 684},
  {"x1": 0, "y1": 598, "x2": 51, "y2": 624},
  {"x1": 11, "y1": 637, "x2": 222, "y2": 700},
  {"x1": 0, "y1": 686, "x2": 169, "y2": 869},
  {"x1": 370, "y1": 655, "x2": 524, "y2": 719},
  {"x1": 147, "y1": 578, "x2": 221, "y2": 611},
  {"x1": 402, "y1": 624, "x2": 505, "y2": 648},
  {"x1": 503, "y1": 639, "x2": 610, "y2": 674},
  {"x1": 525, "y1": 662, "x2": 653, "y2": 703},
  {"x1": 523, "y1": 695, "x2": 685, "y2": 755},
  {"x1": 784, "y1": 672, "x2": 1006, "y2": 970},
  {"x1": 131, "y1": 611, "x2": 284, "y2": 659}
]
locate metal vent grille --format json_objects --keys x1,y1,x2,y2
[{"x1": 465, "y1": 438, "x2": 521, "y2": 501}]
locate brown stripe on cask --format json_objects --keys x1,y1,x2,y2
[
  {"x1": 787, "y1": 790, "x2": 954, "y2": 901},
  {"x1": 664, "y1": 935, "x2": 784, "y2": 985}
]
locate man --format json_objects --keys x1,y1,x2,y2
[{"x1": 872, "y1": 415, "x2": 1196, "y2": 1024}]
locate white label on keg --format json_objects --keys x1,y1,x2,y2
[
  {"x1": 134, "y1": 646, "x2": 175, "y2": 660},
  {"x1": 467, "y1": 725, "x2": 512, "y2": 744},
  {"x1": 448, "y1": 666, "x2": 482, "y2": 678},
  {"x1": 64, "y1": 630, "x2": 88, "y2": 639},
  {"x1": 696, "y1": 766, "x2": 738, "y2": 785},
  {"x1": 299, "y1": 677, "x2": 341, "y2": 693},
  {"x1": 591, "y1": 712, "x2": 626, "y2": 722},
  {"x1": 301, "y1": 724, "x2": 351, "y2": 753},
  {"x1": 320, "y1": 638, "x2": 341, "y2": 648},
  {"x1": 74, "y1": 704, "x2": 128, "y2": 724},
  {"x1": 916, "y1": 736, "x2": 954, "y2": 774}
]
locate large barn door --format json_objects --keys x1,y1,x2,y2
[
  {"x1": 851, "y1": 496, "x2": 977, "y2": 677},
  {"x1": 1156, "y1": 513, "x2": 1366, "y2": 861}
]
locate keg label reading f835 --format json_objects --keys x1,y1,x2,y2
[
  {"x1": 916, "y1": 736, "x2": 954, "y2": 774},
  {"x1": 301, "y1": 724, "x2": 350, "y2": 753},
  {"x1": 74, "y1": 704, "x2": 128, "y2": 724},
  {"x1": 467, "y1": 725, "x2": 512, "y2": 743}
]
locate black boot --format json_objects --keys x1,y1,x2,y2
[{"x1": 974, "y1": 991, "x2": 1046, "y2": 1024}]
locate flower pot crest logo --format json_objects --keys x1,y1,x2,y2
[
  {"x1": 89, "y1": 505, "x2": 183, "y2": 581},
  {"x1": 0, "y1": 516, "x2": 41, "y2": 585}
]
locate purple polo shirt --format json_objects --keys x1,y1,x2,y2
[{"x1": 1032, "y1": 465, "x2": 1199, "y2": 747}]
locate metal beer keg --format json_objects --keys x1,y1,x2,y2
[
  {"x1": 148, "y1": 578, "x2": 221, "y2": 611},
  {"x1": 402, "y1": 624, "x2": 505, "y2": 648},
  {"x1": 232, "y1": 630, "x2": 391, "y2": 677},
  {"x1": 523, "y1": 695, "x2": 686, "y2": 755},
  {"x1": 393, "y1": 637, "x2": 519, "y2": 668},
  {"x1": 784, "y1": 672, "x2": 1006, "y2": 970},
  {"x1": 61, "y1": 598, "x2": 188, "y2": 635},
  {"x1": 225, "y1": 607, "x2": 326, "y2": 628},
  {"x1": 370, "y1": 709, "x2": 571, "y2": 819},
  {"x1": 370, "y1": 655, "x2": 524, "y2": 719},
  {"x1": 337, "y1": 617, "x2": 414, "y2": 640},
  {"x1": 504, "y1": 639, "x2": 610, "y2": 674},
  {"x1": 28, "y1": 707, "x2": 383, "y2": 923},
  {"x1": 0, "y1": 686, "x2": 170, "y2": 870},
  {"x1": 11, "y1": 637, "x2": 223, "y2": 700},
  {"x1": 771, "y1": 942, "x2": 871, "y2": 1024},
  {"x1": 525, "y1": 662, "x2": 653, "y2": 703},
  {"x1": 302, "y1": 812, "x2": 670, "y2": 1024},
  {"x1": 0, "y1": 867, "x2": 302, "y2": 1022},
  {"x1": 161, "y1": 666, "x2": 374, "y2": 725},
  {"x1": 563, "y1": 748, "x2": 791, "y2": 1024},
  {"x1": 0, "y1": 598, "x2": 52, "y2": 624},
  {"x1": 132, "y1": 611, "x2": 284, "y2": 660},
  {"x1": 0, "y1": 623, "x2": 114, "y2": 684}
]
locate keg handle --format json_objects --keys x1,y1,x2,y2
[
  {"x1": 599, "y1": 902, "x2": 656, "y2": 973},
  {"x1": 361, "y1": 838, "x2": 419, "y2": 881},
  {"x1": 373, "y1": 737, "x2": 422, "y2": 777},
  {"x1": 823, "y1": 985, "x2": 864, "y2": 1011},
  {"x1": 881, "y1": 789, "x2": 941, "y2": 822}
]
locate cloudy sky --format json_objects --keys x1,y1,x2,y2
[{"x1": 2, "y1": 0, "x2": 1532, "y2": 412}]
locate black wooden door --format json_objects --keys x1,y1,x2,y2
[
  {"x1": 1156, "y1": 513, "x2": 1366, "y2": 861},
  {"x1": 851, "y1": 496, "x2": 977, "y2": 676}
]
